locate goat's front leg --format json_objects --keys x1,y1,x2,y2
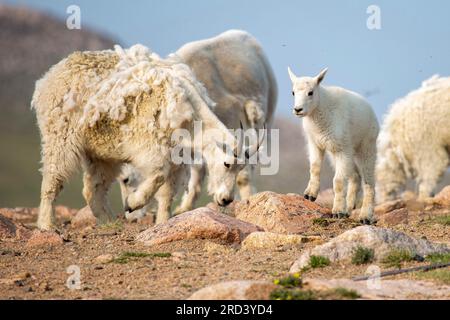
[
  {"x1": 331, "y1": 152, "x2": 353, "y2": 218},
  {"x1": 304, "y1": 142, "x2": 324, "y2": 202},
  {"x1": 174, "y1": 164, "x2": 205, "y2": 215},
  {"x1": 124, "y1": 171, "x2": 166, "y2": 214}
]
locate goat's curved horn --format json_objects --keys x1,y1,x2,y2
[
  {"x1": 245, "y1": 123, "x2": 266, "y2": 160},
  {"x1": 234, "y1": 121, "x2": 244, "y2": 158}
]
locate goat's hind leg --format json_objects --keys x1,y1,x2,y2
[
  {"x1": 331, "y1": 153, "x2": 352, "y2": 219},
  {"x1": 82, "y1": 159, "x2": 121, "y2": 224},
  {"x1": 37, "y1": 142, "x2": 79, "y2": 230}
]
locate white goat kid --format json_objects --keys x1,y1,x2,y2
[{"x1": 288, "y1": 67, "x2": 379, "y2": 224}]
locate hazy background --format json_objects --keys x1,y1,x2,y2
[{"x1": 1, "y1": 0, "x2": 449, "y2": 210}]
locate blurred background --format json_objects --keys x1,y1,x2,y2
[{"x1": 1, "y1": 0, "x2": 449, "y2": 211}]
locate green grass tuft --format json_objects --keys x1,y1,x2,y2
[
  {"x1": 333, "y1": 287, "x2": 361, "y2": 299},
  {"x1": 270, "y1": 288, "x2": 317, "y2": 300},
  {"x1": 312, "y1": 218, "x2": 330, "y2": 227},
  {"x1": 351, "y1": 246, "x2": 375, "y2": 265},
  {"x1": 432, "y1": 215, "x2": 450, "y2": 226},
  {"x1": 309, "y1": 255, "x2": 331, "y2": 268},
  {"x1": 415, "y1": 269, "x2": 450, "y2": 285},
  {"x1": 382, "y1": 249, "x2": 415, "y2": 268},
  {"x1": 98, "y1": 219, "x2": 123, "y2": 231},
  {"x1": 112, "y1": 251, "x2": 171, "y2": 264},
  {"x1": 273, "y1": 273, "x2": 302, "y2": 288},
  {"x1": 425, "y1": 252, "x2": 450, "y2": 264}
]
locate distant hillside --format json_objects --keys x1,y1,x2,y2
[{"x1": 0, "y1": 5, "x2": 118, "y2": 208}]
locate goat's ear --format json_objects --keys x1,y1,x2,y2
[
  {"x1": 316, "y1": 67, "x2": 328, "y2": 85},
  {"x1": 288, "y1": 67, "x2": 297, "y2": 83}
]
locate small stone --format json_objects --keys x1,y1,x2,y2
[
  {"x1": 26, "y1": 230, "x2": 63, "y2": 248},
  {"x1": 188, "y1": 280, "x2": 277, "y2": 300},
  {"x1": 71, "y1": 206, "x2": 97, "y2": 229},
  {"x1": 94, "y1": 253, "x2": 114, "y2": 264},
  {"x1": 241, "y1": 232, "x2": 304, "y2": 250}
]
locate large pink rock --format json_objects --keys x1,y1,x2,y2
[
  {"x1": 234, "y1": 192, "x2": 330, "y2": 234},
  {"x1": 70, "y1": 206, "x2": 97, "y2": 229},
  {"x1": 136, "y1": 207, "x2": 263, "y2": 246}
]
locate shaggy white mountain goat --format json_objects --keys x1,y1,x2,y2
[
  {"x1": 288, "y1": 67, "x2": 379, "y2": 224},
  {"x1": 376, "y1": 75, "x2": 450, "y2": 202},
  {"x1": 120, "y1": 30, "x2": 277, "y2": 222},
  {"x1": 32, "y1": 44, "x2": 259, "y2": 230}
]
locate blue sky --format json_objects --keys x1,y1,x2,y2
[{"x1": 7, "y1": 0, "x2": 450, "y2": 120}]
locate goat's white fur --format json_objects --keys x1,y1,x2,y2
[
  {"x1": 120, "y1": 30, "x2": 277, "y2": 222},
  {"x1": 288, "y1": 67, "x2": 379, "y2": 223},
  {"x1": 376, "y1": 75, "x2": 450, "y2": 202},
  {"x1": 32, "y1": 44, "x2": 245, "y2": 230}
]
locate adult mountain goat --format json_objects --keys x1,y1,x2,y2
[
  {"x1": 120, "y1": 30, "x2": 277, "y2": 222},
  {"x1": 376, "y1": 75, "x2": 450, "y2": 202},
  {"x1": 32, "y1": 44, "x2": 258, "y2": 230},
  {"x1": 288, "y1": 67, "x2": 379, "y2": 224}
]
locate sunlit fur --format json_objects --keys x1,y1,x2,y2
[
  {"x1": 376, "y1": 75, "x2": 450, "y2": 202},
  {"x1": 32, "y1": 44, "x2": 241, "y2": 230}
]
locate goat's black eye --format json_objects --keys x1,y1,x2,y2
[
  {"x1": 122, "y1": 178, "x2": 129, "y2": 184},
  {"x1": 224, "y1": 162, "x2": 231, "y2": 168},
  {"x1": 292, "y1": 91, "x2": 295, "y2": 96},
  {"x1": 308, "y1": 91, "x2": 314, "y2": 96}
]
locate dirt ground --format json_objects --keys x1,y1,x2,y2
[{"x1": 0, "y1": 209, "x2": 449, "y2": 300}]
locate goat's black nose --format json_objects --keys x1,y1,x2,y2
[
  {"x1": 220, "y1": 198, "x2": 233, "y2": 206},
  {"x1": 294, "y1": 107, "x2": 303, "y2": 113}
]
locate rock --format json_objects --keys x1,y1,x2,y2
[
  {"x1": 206, "y1": 201, "x2": 237, "y2": 216},
  {"x1": 377, "y1": 208, "x2": 409, "y2": 226},
  {"x1": 136, "y1": 207, "x2": 262, "y2": 246},
  {"x1": 316, "y1": 188, "x2": 334, "y2": 209},
  {"x1": 71, "y1": 206, "x2": 96, "y2": 229},
  {"x1": 204, "y1": 241, "x2": 235, "y2": 255},
  {"x1": 0, "y1": 272, "x2": 31, "y2": 286},
  {"x1": 432, "y1": 186, "x2": 450, "y2": 206},
  {"x1": 374, "y1": 199, "x2": 406, "y2": 216},
  {"x1": 188, "y1": 280, "x2": 277, "y2": 300},
  {"x1": 26, "y1": 230, "x2": 63, "y2": 248},
  {"x1": 0, "y1": 207, "x2": 77, "y2": 224},
  {"x1": 241, "y1": 232, "x2": 305, "y2": 250},
  {"x1": 234, "y1": 192, "x2": 330, "y2": 234},
  {"x1": 290, "y1": 226, "x2": 449, "y2": 272},
  {"x1": 305, "y1": 278, "x2": 450, "y2": 300},
  {"x1": 0, "y1": 214, "x2": 31, "y2": 240},
  {"x1": 171, "y1": 251, "x2": 188, "y2": 262},
  {"x1": 94, "y1": 254, "x2": 114, "y2": 264}
]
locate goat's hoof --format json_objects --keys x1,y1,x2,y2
[
  {"x1": 332, "y1": 212, "x2": 348, "y2": 219},
  {"x1": 359, "y1": 218, "x2": 376, "y2": 225},
  {"x1": 124, "y1": 205, "x2": 133, "y2": 214},
  {"x1": 304, "y1": 194, "x2": 316, "y2": 202}
]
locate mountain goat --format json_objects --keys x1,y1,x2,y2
[
  {"x1": 288, "y1": 67, "x2": 379, "y2": 224},
  {"x1": 376, "y1": 75, "x2": 450, "y2": 203},
  {"x1": 32, "y1": 44, "x2": 259, "y2": 230},
  {"x1": 120, "y1": 30, "x2": 277, "y2": 222}
]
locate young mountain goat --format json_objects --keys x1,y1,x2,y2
[{"x1": 288, "y1": 67, "x2": 379, "y2": 224}]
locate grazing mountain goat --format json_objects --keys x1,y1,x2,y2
[
  {"x1": 376, "y1": 75, "x2": 450, "y2": 203},
  {"x1": 288, "y1": 67, "x2": 379, "y2": 224},
  {"x1": 120, "y1": 30, "x2": 277, "y2": 222},
  {"x1": 32, "y1": 44, "x2": 257, "y2": 230}
]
